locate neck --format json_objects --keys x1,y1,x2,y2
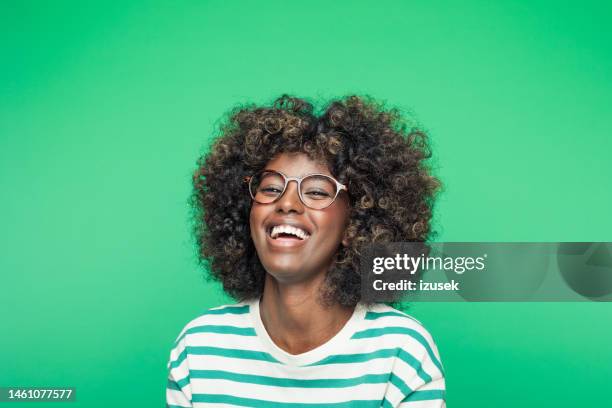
[{"x1": 259, "y1": 273, "x2": 355, "y2": 355}]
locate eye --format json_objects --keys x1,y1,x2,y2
[
  {"x1": 259, "y1": 186, "x2": 283, "y2": 195},
  {"x1": 304, "y1": 189, "x2": 331, "y2": 199}
]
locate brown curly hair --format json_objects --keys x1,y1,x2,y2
[{"x1": 191, "y1": 95, "x2": 440, "y2": 307}]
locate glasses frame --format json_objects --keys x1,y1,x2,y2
[{"x1": 244, "y1": 170, "x2": 348, "y2": 210}]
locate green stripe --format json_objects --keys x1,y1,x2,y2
[
  {"x1": 364, "y1": 311, "x2": 418, "y2": 323},
  {"x1": 166, "y1": 379, "x2": 182, "y2": 391},
  {"x1": 189, "y1": 369, "x2": 389, "y2": 388},
  {"x1": 185, "y1": 325, "x2": 256, "y2": 336},
  {"x1": 192, "y1": 394, "x2": 381, "y2": 407},
  {"x1": 397, "y1": 348, "x2": 432, "y2": 383},
  {"x1": 176, "y1": 375, "x2": 190, "y2": 389},
  {"x1": 381, "y1": 398, "x2": 393, "y2": 408},
  {"x1": 205, "y1": 305, "x2": 250, "y2": 315},
  {"x1": 389, "y1": 372, "x2": 412, "y2": 396},
  {"x1": 308, "y1": 348, "x2": 399, "y2": 366},
  {"x1": 170, "y1": 345, "x2": 280, "y2": 368},
  {"x1": 174, "y1": 323, "x2": 256, "y2": 346},
  {"x1": 351, "y1": 327, "x2": 444, "y2": 375},
  {"x1": 167, "y1": 405, "x2": 190, "y2": 408},
  {"x1": 186, "y1": 346, "x2": 281, "y2": 363},
  {"x1": 169, "y1": 348, "x2": 187, "y2": 369},
  {"x1": 402, "y1": 389, "x2": 445, "y2": 402}
]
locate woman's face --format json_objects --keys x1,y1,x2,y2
[{"x1": 249, "y1": 152, "x2": 350, "y2": 285}]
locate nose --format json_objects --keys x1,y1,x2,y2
[{"x1": 276, "y1": 180, "x2": 304, "y2": 213}]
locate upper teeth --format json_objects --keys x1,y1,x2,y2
[{"x1": 270, "y1": 225, "x2": 310, "y2": 240}]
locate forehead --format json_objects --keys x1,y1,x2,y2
[{"x1": 263, "y1": 152, "x2": 332, "y2": 177}]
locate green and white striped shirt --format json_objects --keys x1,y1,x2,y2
[{"x1": 167, "y1": 298, "x2": 445, "y2": 407}]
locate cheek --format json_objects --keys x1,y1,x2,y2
[
  {"x1": 249, "y1": 203, "x2": 265, "y2": 225},
  {"x1": 314, "y1": 212, "x2": 349, "y2": 242}
]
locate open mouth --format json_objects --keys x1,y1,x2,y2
[{"x1": 267, "y1": 225, "x2": 311, "y2": 241}]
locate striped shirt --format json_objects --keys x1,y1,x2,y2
[{"x1": 167, "y1": 298, "x2": 446, "y2": 407}]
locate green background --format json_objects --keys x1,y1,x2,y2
[{"x1": 1, "y1": 1, "x2": 611, "y2": 406}]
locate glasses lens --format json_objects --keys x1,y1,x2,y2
[
  {"x1": 300, "y1": 175, "x2": 337, "y2": 209},
  {"x1": 251, "y1": 171, "x2": 285, "y2": 203}
]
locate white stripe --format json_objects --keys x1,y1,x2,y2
[
  {"x1": 183, "y1": 313, "x2": 252, "y2": 328},
  {"x1": 166, "y1": 387, "x2": 192, "y2": 406},
  {"x1": 385, "y1": 379, "x2": 408, "y2": 407},
  {"x1": 184, "y1": 332, "x2": 263, "y2": 349},
  {"x1": 399, "y1": 400, "x2": 446, "y2": 408},
  {"x1": 412, "y1": 375, "x2": 445, "y2": 392},
  {"x1": 187, "y1": 354, "x2": 394, "y2": 379},
  {"x1": 190, "y1": 379, "x2": 387, "y2": 403}
]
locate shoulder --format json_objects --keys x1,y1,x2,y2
[
  {"x1": 171, "y1": 301, "x2": 255, "y2": 347},
  {"x1": 359, "y1": 303, "x2": 430, "y2": 337},
  {"x1": 356, "y1": 304, "x2": 446, "y2": 404},
  {"x1": 355, "y1": 303, "x2": 443, "y2": 371}
]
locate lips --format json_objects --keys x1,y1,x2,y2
[
  {"x1": 270, "y1": 225, "x2": 310, "y2": 240},
  {"x1": 264, "y1": 221, "x2": 312, "y2": 248},
  {"x1": 265, "y1": 220, "x2": 311, "y2": 236}
]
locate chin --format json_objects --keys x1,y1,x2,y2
[
  {"x1": 265, "y1": 264, "x2": 302, "y2": 281},
  {"x1": 264, "y1": 263, "x2": 320, "y2": 285}
]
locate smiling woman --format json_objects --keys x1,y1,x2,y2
[{"x1": 167, "y1": 95, "x2": 445, "y2": 407}]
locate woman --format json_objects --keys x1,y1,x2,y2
[{"x1": 167, "y1": 95, "x2": 445, "y2": 407}]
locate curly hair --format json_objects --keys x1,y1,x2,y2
[{"x1": 191, "y1": 95, "x2": 440, "y2": 308}]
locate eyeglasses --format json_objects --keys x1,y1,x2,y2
[{"x1": 244, "y1": 170, "x2": 347, "y2": 210}]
